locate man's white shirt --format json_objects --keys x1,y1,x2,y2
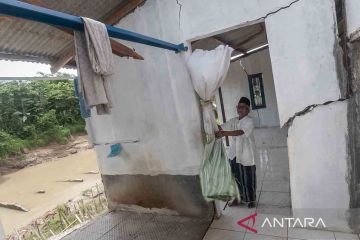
[{"x1": 221, "y1": 115, "x2": 256, "y2": 166}]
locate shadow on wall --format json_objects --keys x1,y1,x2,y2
[{"x1": 102, "y1": 174, "x2": 214, "y2": 218}]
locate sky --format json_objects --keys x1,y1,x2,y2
[{"x1": 0, "y1": 60, "x2": 77, "y2": 77}]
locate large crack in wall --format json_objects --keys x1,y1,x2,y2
[
  {"x1": 247, "y1": 0, "x2": 347, "y2": 129},
  {"x1": 284, "y1": 98, "x2": 348, "y2": 127},
  {"x1": 252, "y1": 0, "x2": 301, "y2": 22},
  {"x1": 283, "y1": 1, "x2": 349, "y2": 128},
  {"x1": 175, "y1": 0, "x2": 182, "y2": 28}
]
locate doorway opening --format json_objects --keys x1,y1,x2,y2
[{"x1": 191, "y1": 21, "x2": 291, "y2": 217}]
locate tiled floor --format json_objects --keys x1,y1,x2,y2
[{"x1": 204, "y1": 127, "x2": 360, "y2": 240}]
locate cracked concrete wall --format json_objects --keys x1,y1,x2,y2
[
  {"x1": 87, "y1": 0, "x2": 353, "y2": 226},
  {"x1": 87, "y1": 0, "x2": 212, "y2": 216},
  {"x1": 182, "y1": 0, "x2": 353, "y2": 231},
  {"x1": 265, "y1": 0, "x2": 352, "y2": 231},
  {"x1": 92, "y1": 0, "x2": 328, "y2": 176},
  {"x1": 89, "y1": 0, "x2": 313, "y2": 216},
  {"x1": 265, "y1": 0, "x2": 341, "y2": 126},
  {"x1": 288, "y1": 101, "x2": 350, "y2": 231},
  {"x1": 180, "y1": 0, "x2": 298, "y2": 41},
  {"x1": 90, "y1": 0, "x2": 203, "y2": 177}
]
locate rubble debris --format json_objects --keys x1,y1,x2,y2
[
  {"x1": 58, "y1": 179, "x2": 84, "y2": 183},
  {"x1": 20, "y1": 147, "x2": 29, "y2": 154},
  {"x1": 57, "y1": 153, "x2": 69, "y2": 158},
  {"x1": 82, "y1": 190, "x2": 103, "y2": 198},
  {"x1": 68, "y1": 149, "x2": 78, "y2": 154},
  {"x1": 0, "y1": 202, "x2": 29, "y2": 212},
  {"x1": 84, "y1": 171, "x2": 99, "y2": 174},
  {"x1": 9, "y1": 161, "x2": 30, "y2": 169}
]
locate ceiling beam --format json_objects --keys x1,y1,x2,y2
[
  {"x1": 210, "y1": 36, "x2": 227, "y2": 45},
  {"x1": 211, "y1": 36, "x2": 247, "y2": 54},
  {"x1": 51, "y1": 37, "x2": 145, "y2": 72}
]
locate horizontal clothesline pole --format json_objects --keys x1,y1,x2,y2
[
  {"x1": 0, "y1": 0, "x2": 188, "y2": 53},
  {"x1": 0, "y1": 77, "x2": 74, "y2": 81}
]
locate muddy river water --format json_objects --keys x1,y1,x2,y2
[{"x1": 0, "y1": 149, "x2": 100, "y2": 235}]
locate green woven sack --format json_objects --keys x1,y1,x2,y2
[{"x1": 200, "y1": 138, "x2": 239, "y2": 202}]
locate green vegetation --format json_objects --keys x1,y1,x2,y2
[
  {"x1": 18, "y1": 186, "x2": 108, "y2": 240},
  {"x1": 0, "y1": 75, "x2": 85, "y2": 162}
]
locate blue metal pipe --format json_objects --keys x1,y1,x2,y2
[{"x1": 0, "y1": 0, "x2": 188, "y2": 53}]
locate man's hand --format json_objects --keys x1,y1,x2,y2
[
  {"x1": 215, "y1": 130, "x2": 224, "y2": 138},
  {"x1": 215, "y1": 129, "x2": 244, "y2": 138}
]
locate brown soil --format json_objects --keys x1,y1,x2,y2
[
  {"x1": 0, "y1": 134, "x2": 92, "y2": 175},
  {"x1": 0, "y1": 149, "x2": 100, "y2": 235}
]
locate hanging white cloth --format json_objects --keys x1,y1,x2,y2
[
  {"x1": 82, "y1": 17, "x2": 114, "y2": 75},
  {"x1": 186, "y1": 45, "x2": 233, "y2": 137},
  {"x1": 74, "y1": 17, "x2": 114, "y2": 115},
  {"x1": 186, "y1": 45, "x2": 239, "y2": 201}
]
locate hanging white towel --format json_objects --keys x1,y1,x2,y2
[{"x1": 74, "y1": 17, "x2": 114, "y2": 115}]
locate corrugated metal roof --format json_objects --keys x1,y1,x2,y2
[{"x1": 0, "y1": 0, "x2": 126, "y2": 65}]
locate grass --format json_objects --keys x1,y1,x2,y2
[{"x1": 20, "y1": 190, "x2": 108, "y2": 240}]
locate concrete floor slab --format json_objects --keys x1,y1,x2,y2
[{"x1": 61, "y1": 210, "x2": 211, "y2": 240}]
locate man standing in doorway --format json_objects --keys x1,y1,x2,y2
[{"x1": 215, "y1": 97, "x2": 257, "y2": 208}]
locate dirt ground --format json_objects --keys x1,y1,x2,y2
[
  {"x1": 0, "y1": 134, "x2": 92, "y2": 175},
  {"x1": 0, "y1": 146, "x2": 100, "y2": 235}
]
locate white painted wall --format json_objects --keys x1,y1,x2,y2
[
  {"x1": 88, "y1": 0, "x2": 204, "y2": 175},
  {"x1": 288, "y1": 101, "x2": 349, "y2": 208},
  {"x1": 346, "y1": 0, "x2": 360, "y2": 36},
  {"x1": 216, "y1": 49, "x2": 280, "y2": 127},
  {"x1": 180, "y1": 0, "x2": 297, "y2": 41},
  {"x1": 288, "y1": 101, "x2": 350, "y2": 231},
  {"x1": 265, "y1": 0, "x2": 341, "y2": 126}
]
